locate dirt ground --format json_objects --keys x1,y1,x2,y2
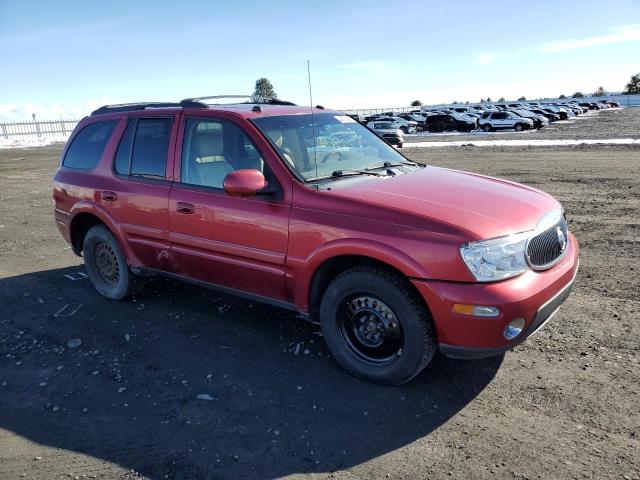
[
  {"x1": 405, "y1": 106, "x2": 640, "y2": 142},
  {"x1": 0, "y1": 117, "x2": 639, "y2": 479}
]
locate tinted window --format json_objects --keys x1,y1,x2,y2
[
  {"x1": 181, "y1": 118, "x2": 266, "y2": 189},
  {"x1": 129, "y1": 118, "x2": 172, "y2": 178},
  {"x1": 63, "y1": 120, "x2": 117, "y2": 170},
  {"x1": 114, "y1": 119, "x2": 136, "y2": 175}
]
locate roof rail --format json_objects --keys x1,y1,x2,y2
[
  {"x1": 90, "y1": 102, "x2": 188, "y2": 116},
  {"x1": 180, "y1": 95, "x2": 297, "y2": 107},
  {"x1": 90, "y1": 95, "x2": 297, "y2": 116}
]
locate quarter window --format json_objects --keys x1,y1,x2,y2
[{"x1": 63, "y1": 120, "x2": 117, "y2": 170}]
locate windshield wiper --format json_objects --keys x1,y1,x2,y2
[
  {"x1": 332, "y1": 169, "x2": 384, "y2": 177},
  {"x1": 306, "y1": 169, "x2": 385, "y2": 182},
  {"x1": 365, "y1": 160, "x2": 418, "y2": 170}
]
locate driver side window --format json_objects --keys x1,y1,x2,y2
[{"x1": 181, "y1": 118, "x2": 265, "y2": 189}]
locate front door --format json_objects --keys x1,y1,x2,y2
[{"x1": 168, "y1": 116, "x2": 291, "y2": 301}]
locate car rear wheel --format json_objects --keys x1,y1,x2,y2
[
  {"x1": 83, "y1": 225, "x2": 138, "y2": 300},
  {"x1": 482, "y1": 124, "x2": 492, "y2": 132},
  {"x1": 319, "y1": 265, "x2": 437, "y2": 385}
]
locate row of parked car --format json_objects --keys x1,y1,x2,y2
[{"x1": 358, "y1": 99, "x2": 620, "y2": 142}]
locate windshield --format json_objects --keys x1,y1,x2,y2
[
  {"x1": 451, "y1": 112, "x2": 471, "y2": 121},
  {"x1": 253, "y1": 113, "x2": 407, "y2": 181}
]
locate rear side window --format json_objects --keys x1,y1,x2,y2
[
  {"x1": 114, "y1": 120, "x2": 136, "y2": 175},
  {"x1": 113, "y1": 118, "x2": 172, "y2": 179},
  {"x1": 63, "y1": 120, "x2": 117, "y2": 170}
]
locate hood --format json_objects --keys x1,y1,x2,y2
[{"x1": 330, "y1": 166, "x2": 560, "y2": 240}]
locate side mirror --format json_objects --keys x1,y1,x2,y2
[{"x1": 223, "y1": 169, "x2": 267, "y2": 197}]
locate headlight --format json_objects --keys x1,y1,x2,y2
[{"x1": 460, "y1": 232, "x2": 530, "y2": 282}]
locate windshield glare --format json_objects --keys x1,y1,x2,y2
[{"x1": 253, "y1": 113, "x2": 407, "y2": 181}]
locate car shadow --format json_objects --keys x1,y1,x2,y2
[{"x1": 0, "y1": 266, "x2": 503, "y2": 479}]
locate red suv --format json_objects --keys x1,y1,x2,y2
[{"x1": 53, "y1": 96, "x2": 579, "y2": 384}]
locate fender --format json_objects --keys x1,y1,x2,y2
[
  {"x1": 67, "y1": 201, "x2": 142, "y2": 267},
  {"x1": 288, "y1": 238, "x2": 431, "y2": 311}
]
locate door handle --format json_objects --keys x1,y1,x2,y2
[
  {"x1": 176, "y1": 202, "x2": 195, "y2": 214},
  {"x1": 101, "y1": 191, "x2": 117, "y2": 201}
]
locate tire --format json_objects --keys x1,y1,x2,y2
[
  {"x1": 83, "y1": 225, "x2": 138, "y2": 300},
  {"x1": 482, "y1": 124, "x2": 492, "y2": 132},
  {"x1": 319, "y1": 265, "x2": 437, "y2": 385},
  {"x1": 514, "y1": 123, "x2": 524, "y2": 132},
  {"x1": 398, "y1": 143, "x2": 403, "y2": 149}
]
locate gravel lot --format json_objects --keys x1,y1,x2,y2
[
  {"x1": 406, "y1": 107, "x2": 639, "y2": 143},
  {"x1": 0, "y1": 109, "x2": 639, "y2": 479}
]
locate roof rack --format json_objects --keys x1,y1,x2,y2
[
  {"x1": 90, "y1": 95, "x2": 297, "y2": 116},
  {"x1": 180, "y1": 95, "x2": 297, "y2": 107},
  {"x1": 90, "y1": 102, "x2": 190, "y2": 116}
]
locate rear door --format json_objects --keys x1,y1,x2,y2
[
  {"x1": 503, "y1": 113, "x2": 517, "y2": 127},
  {"x1": 107, "y1": 115, "x2": 176, "y2": 270},
  {"x1": 491, "y1": 112, "x2": 507, "y2": 128},
  {"x1": 168, "y1": 115, "x2": 291, "y2": 301}
]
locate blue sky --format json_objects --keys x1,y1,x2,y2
[{"x1": 1, "y1": 0, "x2": 639, "y2": 120}]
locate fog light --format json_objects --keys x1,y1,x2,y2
[
  {"x1": 453, "y1": 304, "x2": 500, "y2": 317},
  {"x1": 504, "y1": 318, "x2": 526, "y2": 340}
]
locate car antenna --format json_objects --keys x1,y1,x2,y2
[{"x1": 307, "y1": 59, "x2": 318, "y2": 180}]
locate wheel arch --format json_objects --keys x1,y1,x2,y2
[
  {"x1": 67, "y1": 202, "x2": 136, "y2": 264},
  {"x1": 304, "y1": 247, "x2": 431, "y2": 322},
  {"x1": 69, "y1": 212, "x2": 105, "y2": 256}
]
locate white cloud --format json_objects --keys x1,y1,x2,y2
[
  {"x1": 0, "y1": 98, "x2": 116, "y2": 122},
  {"x1": 342, "y1": 60, "x2": 396, "y2": 70},
  {"x1": 473, "y1": 53, "x2": 500, "y2": 65},
  {"x1": 472, "y1": 24, "x2": 640, "y2": 66},
  {"x1": 1, "y1": 18, "x2": 134, "y2": 45},
  {"x1": 340, "y1": 60, "x2": 399, "y2": 76},
  {"x1": 539, "y1": 23, "x2": 640, "y2": 53}
]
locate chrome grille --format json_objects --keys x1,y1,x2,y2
[{"x1": 526, "y1": 217, "x2": 569, "y2": 269}]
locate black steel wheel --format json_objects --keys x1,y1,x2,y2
[{"x1": 338, "y1": 295, "x2": 404, "y2": 366}]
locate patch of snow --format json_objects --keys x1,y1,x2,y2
[
  {"x1": 0, "y1": 134, "x2": 70, "y2": 149},
  {"x1": 404, "y1": 138, "x2": 640, "y2": 148}
]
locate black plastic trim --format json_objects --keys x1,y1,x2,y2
[{"x1": 131, "y1": 267, "x2": 298, "y2": 312}]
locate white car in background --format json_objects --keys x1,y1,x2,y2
[
  {"x1": 366, "y1": 120, "x2": 404, "y2": 147},
  {"x1": 369, "y1": 116, "x2": 417, "y2": 134},
  {"x1": 478, "y1": 111, "x2": 534, "y2": 131}
]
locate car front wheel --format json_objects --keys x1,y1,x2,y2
[
  {"x1": 319, "y1": 265, "x2": 437, "y2": 385},
  {"x1": 514, "y1": 124, "x2": 524, "y2": 132}
]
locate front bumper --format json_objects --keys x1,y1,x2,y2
[
  {"x1": 412, "y1": 232, "x2": 579, "y2": 359},
  {"x1": 439, "y1": 261, "x2": 578, "y2": 359},
  {"x1": 382, "y1": 135, "x2": 403, "y2": 145}
]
